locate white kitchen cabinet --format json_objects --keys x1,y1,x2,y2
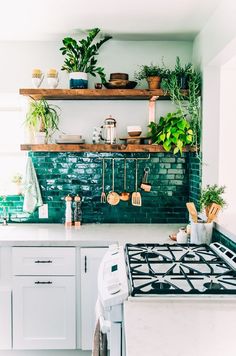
[
  {"x1": 0, "y1": 288, "x2": 12, "y2": 349},
  {"x1": 80, "y1": 247, "x2": 107, "y2": 350},
  {"x1": 13, "y1": 276, "x2": 76, "y2": 349}
]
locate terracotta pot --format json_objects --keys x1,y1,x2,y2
[{"x1": 147, "y1": 76, "x2": 161, "y2": 89}]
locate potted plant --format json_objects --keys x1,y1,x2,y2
[
  {"x1": 135, "y1": 63, "x2": 165, "y2": 89},
  {"x1": 174, "y1": 56, "x2": 192, "y2": 89},
  {"x1": 200, "y1": 184, "x2": 226, "y2": 218},
  {"x1": 25, "y1": 100, "x2": 60, "y2": 144},
  {"x1": 148, "y1": 110, "x2": 193, "y2": 154},
  {"x1": 60, "y1": 28, "x2": 112, "y2": 89}
]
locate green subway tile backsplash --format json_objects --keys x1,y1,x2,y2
[{"x1": 0, "y1": 151, "x2": 202, "y2": 224}]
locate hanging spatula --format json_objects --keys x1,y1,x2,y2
[
  {"x1": 186, "y1": 202, "x2": 198, "y2": 223},
  {"x1": 207, "y1": 203, "x2": 221, "y2": 223},
  {"x1": 132, "y1": 159, "x2": 142, "y2": 207}
]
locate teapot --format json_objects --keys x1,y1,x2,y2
[{"x1": 100, "y1": 115, "x2": 117, "y2": 144}]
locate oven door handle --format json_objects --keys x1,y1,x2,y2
[{"x1": 99, "y1": 315, "x2": 111, "y2": 334}]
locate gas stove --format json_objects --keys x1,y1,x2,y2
[{"x1": 125, "y1": 243, "x2": 236, "y2": 296}]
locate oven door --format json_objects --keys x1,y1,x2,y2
[{"x1": 96, "y1": 245, "x2": 129, "y2": 356}]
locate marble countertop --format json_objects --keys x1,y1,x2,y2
[{"x1": 0, "y1": 223, "x2": 181, "y2": 246}]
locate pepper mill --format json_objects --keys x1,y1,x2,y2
[
  {"x1": 65, "y1": 195, "x2": 73, "y2": 227},
  {"x1": 74, "y1": 194, "x2": 82, "y2": 227}
]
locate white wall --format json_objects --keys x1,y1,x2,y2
[
  {"x1": 0, "y1": 40, "x2": 192, "y2": 142},
  {"x1": 192, "y1": 0, "x2": 236, "y2": 67},
  {"x1": 218, "y1": 67, "x2": 236, "y2": 212},
  {"x1": 192, "y1": 0, "x2": 236, "y2": 187}
]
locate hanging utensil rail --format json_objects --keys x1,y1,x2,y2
[{"x1": 98, "y1": 154, "x2": 150, "y2": 161}]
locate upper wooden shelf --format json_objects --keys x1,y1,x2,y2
[
  {"x1": 20, "y1": 144, "x2": 194, "y2": 153},
  {"x1": 19, "y1": 88, "x2": 173, "y2": 101}
]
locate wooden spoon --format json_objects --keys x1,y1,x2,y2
[
  {"x1": 186, "y1": 202, "x2": 198, "y2": 223},
  {"x1": 207, "y1": 203, "x2": 221, "y2": 223},
  {"x1": 107, "y1": 159, "x2": 120, "y2": 206},
  {"x1": 120, "y1": 158, "x2": 130, "y2": 201}
]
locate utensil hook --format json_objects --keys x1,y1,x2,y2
[{"x1": 124, "y1": 158, "x2": 127, "y2": 191}]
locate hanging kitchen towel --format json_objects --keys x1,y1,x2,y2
[
  {"x1": 92, "y1": 300, "x2": 108, "y2": 356},
  {"x1": 23, "y1": 157, "x2": 43, "y2": 213},
  {"x1": 92, "y1": 319, "x2": 108, "y2": 356}
]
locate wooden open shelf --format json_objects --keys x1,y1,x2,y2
[
  {"x1": 20, "y1": 144, "x2": 194, "y2": 153},
  {"x1": 19, "y1": 88, "x2": 172, "y2": 101}
]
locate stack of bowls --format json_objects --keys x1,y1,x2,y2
[
  {"x1": 109, "y1": 73, "x2": 129, "y2": 87},
  {"x1": 104, "y1": 73, "x2": 137, "y2": 89}
]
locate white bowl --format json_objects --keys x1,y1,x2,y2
[{"x1": 127, "y1": 126, "x2": 142, "y2": 137}]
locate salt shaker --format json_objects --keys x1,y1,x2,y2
[
  {"x1": 74, "y1": 194, "x2": 82, "y2": 227},
  {"x1": 65, "y1": 195, "x2": 73, "y2": 227},
  {"x1": 176, "y1": 227, "x2": 188, "y2": 244}
]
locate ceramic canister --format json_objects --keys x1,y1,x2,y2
[
  {"x1": 176, "y1": 228, "x2": 188, "y2": 244},
  {"x1": 69, "y1": 72, "x2": 88, "y2": 89}
]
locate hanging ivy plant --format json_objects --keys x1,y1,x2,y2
[{"x1": 148, "y1": 110, "x2": 193, "y2": 154}]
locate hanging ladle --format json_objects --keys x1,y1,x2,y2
[{"x1": 120, "y1": 158, "x2": 130, "y2": 201}]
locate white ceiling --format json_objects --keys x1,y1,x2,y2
[{"x1": 0, "y1": 0, "x2": 221, "y2": 41}]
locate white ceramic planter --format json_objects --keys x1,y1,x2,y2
[
  {"x1": 35, "y1": 132, "x2": 46, "y2": 144},
  {"x1": 69, "y1": 72, "x2": 88, "y2": 89},
  {"x1": 32, "y1": 76, "x2": 43, "y2": 88},
  {"x1": 190, "y1": 222, "x2": 213, "y2": 245},
  {"x1": 47, "y1": 77, "x2": 59, "y2": 89}
]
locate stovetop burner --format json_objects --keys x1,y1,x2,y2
[{"x1": 125, "y1": 243, "x2": 236, "y2": 296}]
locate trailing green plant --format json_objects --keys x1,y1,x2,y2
[
  {"x1": 200, "y1": 185, "x2": 226, "y2": 211},
  {"x1": 161, "y1": 70, "x2": 186, "y2": 115},
  {"x1": 187, "y1": 69, "x2": 202, "y2": 148},
  {"x1": 148, "y1": 110, "x2": 193, "y2": 154},
  {"x1": 135, "y1": 63, "x2": 166, "y2": 81},
  {"x1": 161, "y1": 59, "x2": 202, "y2": 154},
  {"x1": 25, "y1": 100, "x2": 60, "y2": 141},
  {"x1": 60, "y1": 28, "x2": 112, "y2": 83}
]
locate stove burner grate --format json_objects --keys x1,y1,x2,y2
[{"x1": 126, "y1": 243, "x2": 236, "y2": 296}]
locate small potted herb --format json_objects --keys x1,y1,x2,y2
[
  {"x1": 148, "y1": 110, "x2": 193, "y2": 154},
  {"x1": 135, "y1": 63, "x2": 166, "y2": 89},
  {"x1": 200, "y1": 185, "x2": 226, "y2": 218},
  {"x1": 60, "y1": 28, "x2": 112, "y2": 89},
  {"x1": 174, "y1": 57, "x2": 192, "y2": 89},
  {"x1": 25, "y1": 100, "x2": 60, "y2": 144}
]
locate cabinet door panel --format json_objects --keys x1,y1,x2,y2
[
  {"x1": 0, "y1": 288, "x2": 11, "y2": 349},
  {"x1": 13, "y1": 276, "x2": 75, "y2": 349},
  {"x1": 80, "y1": 247, "x2": 107, "y2": 350}
]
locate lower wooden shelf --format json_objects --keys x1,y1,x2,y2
[{"x1": 20, "y1": 144, "x2": 194, "y2": 153}]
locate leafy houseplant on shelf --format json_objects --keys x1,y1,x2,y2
[
  {"x1": 161, "y1": 60, "x2": 202, "y2": 155},
  {"x1": 200, "y1": 185, "x2": 226, "y2": 218},
  {"x1": 135, "y1": 63, "x2": 166, "y2": 89},
  {"x1": 25, "y1": 100, "x2": 60, "y2": 144},
  {"x1": 60, "y1": 28, "x2": 112, "y2": 89},
  {"x1": 148, "y1": 110, "x2": 193, "y2": 154},
  {"x1": 174, "y1": 56, "x2": 192, "y2": 89}
]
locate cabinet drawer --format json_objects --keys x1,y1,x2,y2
[{"x1": 12, "y1": 247, "x2": 75, "y2": 275}]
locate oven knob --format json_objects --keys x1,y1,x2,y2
[
  {"x1": 107, "y1": 283, "x2": 121, "y2": 295},
  {"x1": 109, "y1": 244, "x2": 119, "y2": 255}
]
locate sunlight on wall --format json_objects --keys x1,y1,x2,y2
[
  {"x1": 219, "y1": 66, "x2": 236, "y2": 213},
  {"x1": 0, "y1": 94, "x2": 27, "y2": 195}
]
